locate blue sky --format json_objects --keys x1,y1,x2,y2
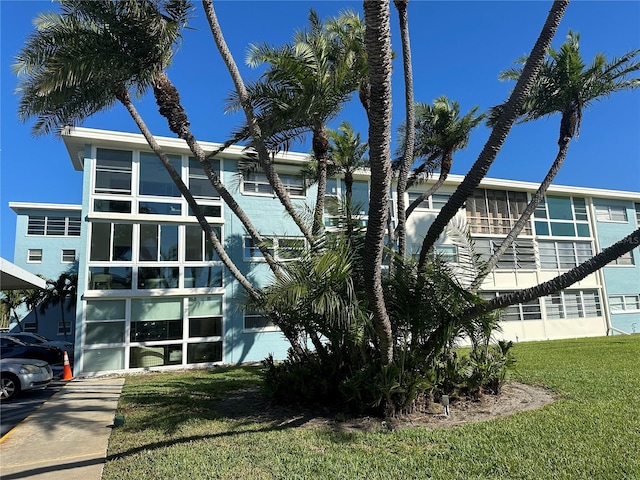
[{"x1": 1, "y1": 1, "x2": 639, "y2": 262}]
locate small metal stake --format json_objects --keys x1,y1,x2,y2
[{"x1": 441, "y1": 395, "x2": 450, "y2": 416}]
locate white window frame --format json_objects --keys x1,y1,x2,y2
[
  {"x1": 595, "y1": 204, "x2": 628, "y2": 223},
  {"x1": 609, "y1": 294, "x2": 640, "y2": 313},
  {"x1": 543, "y1": 289, "x2": 602, "y2": 319},
  {"x1": 242, "y1": 171, "x2": 305, "y2": 197},
  {"x1": 243, "y1": 310, "x2": 279, "y2": 332},
  {"x1": 243, "y1": 236, "x2": 305, "y2": 261},
  {"x1": 27, "y1": 249, "x2": 43, "y2": 263},
  {"x1": 57, "y1": 321, "x2": 72, "y2": 336},
  {"x1": 61, "y1": 249, "x2": 76, "y2": 263}
]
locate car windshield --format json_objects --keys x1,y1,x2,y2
[{"x1": 1, "y1": 336, "x2": 28, "y2": 346}]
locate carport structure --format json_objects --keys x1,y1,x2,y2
[{"x1": 0, "y1": 257, "x2": 47, "y2": 290}]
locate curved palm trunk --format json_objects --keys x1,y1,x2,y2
[
  {"x1": 344, "y1": 170, "x2": 355, "y2": 237},
  {"x1": 393, "y1": 0, "x2": 415, "y2": 259},
  {"x1": 201, "y1": 0, "x2": 314, "y2": 244},
  {"x1": 312, "y1": 126, "x2": 330, "y2": 236},
  {"x1": 472, "y1": 133, "x2": 571, "y2": 290},
  {"x1": 152, "y1": 73, "x2": 284, "y2": 273},
  {"x1": 364, "y1": 0, "x2": 394, "y2": 366},
  {"x1": 465, "y1": 227, "x2": 640, "y2": 319},
  {"x1": 404, "y1": 154, "x2": 452, "y2": 220},
  {"x1": 117, "y1": 90, "x2": 265, "y2": 295},
  {"x1": 417, "y1": 0, "x2": 569, "y2": 272}
]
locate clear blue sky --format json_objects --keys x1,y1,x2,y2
[{"x1": 1, "y1": 1, "x2": 639, "y2": 261}]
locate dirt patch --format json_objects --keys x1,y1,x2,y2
[{"x1": 215, "y1": 382, "x2": 557, "y2": 433}]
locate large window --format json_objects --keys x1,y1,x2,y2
[
  {"x1": 185, "y1": 225, "x2": 218, "y2": 262},
  {"x1": 94, "y1": 148, "x2": 132, "y2": 195},
  {"x1": 544, "y1": 290, "x2": 602, "y2": 319},
  {"x1": 534, "y1": 196, "x2": 590, "y2": 237},
  {"x1": 90, "y1": 223, "x2": 133, "y2": 261},
  {"x1": 130, "y1": 298, "x2": 183, "y2": 342},
  {"x1": 475, "y1": 239, "x2": 536, "y2": 269},
  {"x1": 538, "y1": 241, "x2": 593, "y2": 269},
  {"x1": 85, "y1": 299, "x2": 126, "y2": 345},
  {"x1": 188, "y1": 297, "x2": 222, "y2": 338},
  {"x1": 139, "y1": 224, "x2": 179, "y2": 261},
  {"x1": 189, "y1": 158, "x2": 220, "y2": 199},
  {"x1": 139, "y1": 152, "x2": 181, "y2": 197},
  {"x1": 480, "y1": 292, "x2": 542, "y2": 321},
  {"x1": 88, "y1": 267, "x2": 132, "y2": 290},
  {"x1": 466, "y1": 189, "x2": 530, "y2": 235},
  {"x1": 27, "y1": 215, "x2": 81, "y2": 236},
  {"x1": 242, "y1": 171, "x2": 305, "y2": 196},
  {"x1": 595, "y1": 204, "x2": 628, "y2": 222}
]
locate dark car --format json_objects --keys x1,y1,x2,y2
[
  {"x1": 1, "y1": 332, "x2": 73, "y2": 363},
  {"x1": 0, "y1": 336, "x2": 63, "y2": 365}
]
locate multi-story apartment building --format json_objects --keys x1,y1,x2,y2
[{"x1": 9, "y1": 127, "x2": 640, "y2": 376}]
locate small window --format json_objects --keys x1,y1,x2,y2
[
  {"x1": 57, "y1": 321, "x2": 72, "y2": 335},
  {"x1": 595, "y1": 204, "x2": 628, "y2": 222},
  {"x1": 609, "y1": 251, "x2": 635, "y2": 266},
  {"x1": 243, "y1": 237, "x2": 274, "y2": 259},
  {"x1": 244, "y1": 310, "x2": 277, "y2": 331},
  {"x1": 62, "y1": 249, "x2": 76, "y2": 263},
  {"x1": 28, "y1": 249, "x2": 43, "y2": 263}
]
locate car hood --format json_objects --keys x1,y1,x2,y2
[{"x1": 0, "y1": 357, "x2": 50, "y2": 367}]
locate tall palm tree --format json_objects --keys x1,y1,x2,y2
[
  {"x1": 404, "y1": 97, "x2": 485, "y2": 220},
  {"x1": 475, "y1": 31, "x2": 640, "y2": 286},
  {"x1": 225, "y1": 9, "x2": 366, "y2": 236},
  {"x1": 39, "y1": 273, "x2": 77, "y2": 342},
  {"x1": 363, "y1": 0, "x2": 394, "y2": 366},
  {"x1": 417, "y1": 0, "x2": 569, "y2": 272},
  {"x1": 13, "y1": 0, "x2": 279, "y2": 292},
  {"x1": 23, "y1": 280, "x2": 47, "y2": 332},
  {"x1": 391, "y1": 0, "x2": 415, "y2": 259}
]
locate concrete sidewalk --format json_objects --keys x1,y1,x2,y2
[{"x1": 0, "y1": 377, "x2": 124, "y2": 480}]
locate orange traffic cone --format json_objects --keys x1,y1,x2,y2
[{"x1": 62, "y1": 351, "x2": 73, "y2": 380}]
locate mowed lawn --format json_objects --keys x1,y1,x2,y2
[{"x1": 102, "y1": 335, "x2": 640, "y2": 480}]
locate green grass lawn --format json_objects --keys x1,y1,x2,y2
[{"x1": 102, "y1": 335, "x2": 640, "y2": 479}]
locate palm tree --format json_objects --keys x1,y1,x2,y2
[
  {"x1": 475, "y1": 31, "x2": 640, "y2": 286},
  {"x1": 1, "y1": 290, "x2": 26, "y2": 331},
  {"x1": 391, "y1": 0, "x2": 415, "y2": 259},
  {"x1": 225, "y1": 9, "x2": 366, "y2": 236},
  {"x1": 39, "y1": 273, "x2": 77, "y2": 342},
  {"x1": 417, "y1": 0, "x2": 569, "y2": 272},
  {"x1": 13, "y1": 0, "x2": 280, "y2": 292},
  {"x1": 22, "y1": 280, "x2": 47, "y2": 332},
  {"x1": 363, "y1": 0, "x2": 394, "y2": 366},
  {"x1": 404, "y1": 97, "x2": 485, "y2": 220}
]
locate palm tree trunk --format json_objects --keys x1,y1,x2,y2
[
  {"x1": 464, "y1": 227, "x2": 640, "y2": 319},
  {"x1": 393, "y1": 0, "x2": 416, "y2": 259},
  {"x1": 151, "y1": 73, "x2": 285, "y2": 275},
  {"x1": 364, "y1": 0, "x2": 394, "y2": 366},
  {"x1": 417, "y1": 0, "x2": 569, "y2": 271},
  {"x1": 312, "y1": 127, "x2": 330, "y2": 236},
  {"x1": 471, "y1": 136, "x2": 571, "y2": 290},
  {"x1": 201, "y1": 0, "x2": 314, "y2": 244},
  {"x1": 404, "y1": 155, "x2": 452, "y2": 220},
  {"x1": 117, "y1": 90, "x2": 268, "y2": 294}
]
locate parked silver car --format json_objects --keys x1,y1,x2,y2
[{"x1": 0, "y1": 358, "x2": 53, "y2": 401}]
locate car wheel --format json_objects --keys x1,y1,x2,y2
[{"x1": 0, "y1": 374, "x2": 21, "y2": 401}]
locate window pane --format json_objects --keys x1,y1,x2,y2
[
  {"x1": 184, "y1": 266, "x2": 223, "y2": 288},
  {"x1": 86, "y1": 300, "x2": 126, "y2": 321},
  {"x1": 189, "y1": 158, "x2": 220, "y2": 199},
  {"x1": 583, "y1": 291, "x2": 602, "y2": 317},
  {"x1": 83, "y1": 348, "x2": 124, "y2": 372},
  {"x1": 609, "y1": 296, "x2": 624, "y2": 311},
  {"x1": 187, "y1": 342, "x2": 222, "y2": 363},
  {"x1": 535, "y1": 221, "x2": 550, "y2": 236},
  {"x1": 550, "y1": 222, "x2": 576, "y2": 237},
  {"x1": 86, "y1": 322, "x2": 126, "y2": 345},
  {"x1": 545, "y1": 294, "x2": 564, "y2": 319},
  {"x1": 95, "y1": 148, "x2": 132, "y2": 194},
  {"x1": 90, "y1": 223, "x2": 111, "y2": 261},
  {"x1": 189, "y1": 297, "x2": 222, "y2": 317},
  {"x1": 139, "y1": 152, "x2": 181, "y2": 197},
  {"x1": 160, "y1": 225, "x2": 179, "y2": 261},
  {"x1": 137, "y1": 267, "x2": 179, "y2": 289},
  {"x1": 564, "y1": 292, "x2": 583, "y2": 318},
  {"x1": 46, "y1": 217, "x2": 66, "y2": 235},
  {"x1": 547, "y1": 196, "x2": 573, "y2": 220},
  {"x1": 113, "y1": 224, "x2": 133, "y2": 261},
  {"x1": 538, "y1": 242, "x2": 557, "y2": 269},
  {"x1": 94, "y1": 199, "x2": 131, "y2": 213},
  {"x1": 89, "y1": 267, "x2": 132, "y2": 290},
  {"x1": 573, "y1": 198, "x2": 588, "y2": 221},
  {"x1": 189, "y1": 317, "x2": 222, "y2": 337},
  {"x1": 139, "y1": 201, "x2": 181, "y2": 215},
  {"x1": 185, "y1": 225, "x2": 203, "y2": 261},
  {"x1": 130, "y1": 345, "x2": 182, "y2": 367},
  {"x1": 28, "y1": 216, "x2": 45, "y2": 235},
  {"x1": 139, "y1": 224, "x2": 159, "y2": 261}
]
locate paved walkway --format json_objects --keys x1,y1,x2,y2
[{"x1": 0, "y1": 377, "x2": 124, "y2": 480}]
